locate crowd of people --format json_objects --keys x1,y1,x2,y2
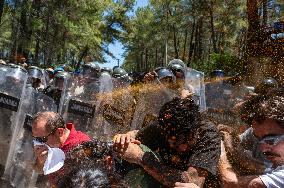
[{"x1": 0, "y1": 58, "x2": 283, "y2": 188}]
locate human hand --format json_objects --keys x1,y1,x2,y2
[
  {"x1": 114, "y1": 143, "x2": 144, "y2": 165},
  {"x1": 142, "y1": 71, "x2": 157, "y2": 83},
  {"x1": 113, "y1": 133, "x2": 141, "y2": 146},
  {"x1": 34, "y1": 145, "x2": 48, "y2": 163},
  {"x1": 180, "y1": 89, "x2": 193, "y2": 99},
  {"x1": 174, "y1": 182, "x2": 200, "y2": 188},
  {"x1": 217, "y1": 124, "x2": 234, "y2": 133},
  {"x1": 33, "y1": 145, "x2": 48, "y2": 172}
]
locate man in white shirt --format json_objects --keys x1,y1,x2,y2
[{"x1": 219, "y1": 96, "x2": 284, "y2": 188}]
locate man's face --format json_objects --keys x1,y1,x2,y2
[
  {"x1": 252, "y1": 118, "x2": 284, "y2": 167},
  {"x1": 252, "y1": 119, "x2": 284, "y2": 139},
  {"x1": 32, "y1": 119, "x2": 61, "y2": 147},
  {"x1": 260, "y1": 134, "x2": 284, "y2": 167},
  {"x1": 166, "y1": 132, "x2": 196, "y2": 153}
]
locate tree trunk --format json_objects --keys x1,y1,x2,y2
[
  {"x1": 173, "y1": 25, "x2": 179, "y2": 59},
  {"x1": 262, "y1": 0, "x2": 268, "y2": 26},
  {"x1": 0, "y1": 0, "x2": 5, "y2": 23},
  {"x1": 10, "y1": 0, "x2": 20, "y2": 62},
  {"x1": 145, "y1": 48, "x2": 149, "y2": 71},
  {"x1": 246, "y1": 0, "x2": 260, "y2": 56},
  {"x1": 155, "y1": 47, "x2": 158, "y2": 67},
  {"x1": 188, "y1": 18, "x2": 196, "y2": 64},
  {"x1": 34, "y1": 38, "x2": 40, "y2": 65},
  {"x1": 209, "y1": 1, "x2": 218, "y2": 53},
  {"x1": 193, "y1": 18, "x2": 203, "y2": 61},
  {"x1": 182, "y1": 28, "x2": 188, "y2": 61},
  {"x1": 44, "y1": 12, "x2": 50, "y2": 66},
  {"x1": 18, "y1": 0, "x2": 31, "y2": 58}
]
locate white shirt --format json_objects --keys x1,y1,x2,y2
[{"x1": 260, "y1": 165, "x2": 284, "y2": 188}]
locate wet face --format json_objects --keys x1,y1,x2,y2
[
  {"x1": 252, "y1": 119, "x2": 284, "y2": 140},
  {"x1": 166, "y1": 132, "x2": 196, "y2": 153},
  {"x1": 32, "y1": 119, "x2": 61, "y2": 147},
  {"x1": 260, "y1": 134, "x2": 284, "y2": 167}
]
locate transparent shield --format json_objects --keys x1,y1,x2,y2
[
  {"x1": 93, "y1": 80, "x2": 136, "y2": 141},
  {"x1": 205, "y1": 79, "x2": 234, "y2": 110},
  {"x1": 59, "y1": 75, "x2": 100, "y2": 135},
  {"x1": 130, "y1": 82, "x2": 178, "y2": 130},
  {"x1": 3, "y1": 88, "x2": 57, "y2": 188},
  {"x1": 185, "y1": 68, "x2": 206, "y2": 111},
  {"x1": 0, "y1": 66, "x2": 28, "y2": 182}
]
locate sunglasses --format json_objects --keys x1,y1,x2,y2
[
  {"x1": 259, "y1": 134, "x2": 284, "y2": 146},
  {"x1": 33, "y1": 128, "x2": 59, "y2": 143}
]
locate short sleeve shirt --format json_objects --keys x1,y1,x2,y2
[
  {"x1": 260, "y1": 165, "x2": 284, "y2": 188},
  {"x1": 136, "y1": 121, "x2": 221, "y2": 175}
]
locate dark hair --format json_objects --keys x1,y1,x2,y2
[
  {"x1": 57, "y1": 163, "x2": 110, "y2": 188},
  {"x1": 158, "y1": 97, "x2": 201, "y2": 134},
  {"x1": 257, "y1": 96, "x2": 284, "y2": 126},
  {"x1": 240, "y1": 95, "x2": 284, "y2": 127},
  {"x1": 32, "y1": 112, "x2": 65, "y2": 132},
  {"x1": 66, "y1": 140, "x2": 113, "y2": 165},
  {"x1": 58, "y1": 140, "x2": 127, "y2": 188}
]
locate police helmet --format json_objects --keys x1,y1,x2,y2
[
  {"x1": 82, "y1": 62, "x2": 100, "y2": 76},
  {"x1": 28, "y1": 66, "x2": 43, "y2": 79},
  {"x1": 112, "y1": 67, "x2": 128, "y2": 78},
  {"x1": 210, "y1": 70, "x2": 225, "y2": 78},
  {"x1": 54, "y1": 71, "x2": 69, "y2": 89},
  {"x1": 168, "y1": 59, "x2": 186, "y2": 69},
  {"x1": 154, "y1": 67, "x2": 176, "y2": 84},
  {"x1": 101, "y1": 67, "x2": 113, "y2": 76},
  {"x1": 255, "y1": 77, "x2": 279, "y2": 94}
]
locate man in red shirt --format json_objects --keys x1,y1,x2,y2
[{"x1": 32, "y1": 111, "x2": 90, "y2": 186}]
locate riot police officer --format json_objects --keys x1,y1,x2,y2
[
  {"x1": 255, "y1": 77, "x2": 279, "y2": 95},
  {"x1": 27, "y1": 66, "x2": 46, "y2": 91},
  {"x1": 43, "y1": 71, "x2": 70, "y2": 108},
  {"x1": 112, "y1": 67, "x2": 133, "y2": 89},
  {"x1": 82, "y1": 62, "x2": 101, "y2": 79}
]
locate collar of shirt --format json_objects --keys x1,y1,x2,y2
[
  {"x1": 265, "y1": 164, "x2": 284, "y2": 173},
  {"x1": 60, "y1": 123, "x2": 91, "y2": 153}
]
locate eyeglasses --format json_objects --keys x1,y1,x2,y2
[
  {"x1": 33, "y1": 128, "x2": 57, "y2": 143},
  {"x1": 259, "y1": 134, "x2": 284, "y2": 146}
]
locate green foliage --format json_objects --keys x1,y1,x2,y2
[
  {"x1": 0, "y1": 0, "x2": 134, "y2": 67},
  {"x1": 122, "y1": 0, "x2": 249, "y2": 75}
]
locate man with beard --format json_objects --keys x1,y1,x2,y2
[
  {"x1": 113, "y1": 97, "x2": 221, "y2": 187},
  {"x1": 219, "y1": 95, "x2": 284, "y2": 188}
]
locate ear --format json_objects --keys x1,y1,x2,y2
[{"x1": 57, "y1": 128, "x2": 65, "y2": 137}]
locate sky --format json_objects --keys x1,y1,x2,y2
[{"x1": 102, "y1": 0, "x2": 149, "y2": 68}]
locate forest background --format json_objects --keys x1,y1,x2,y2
[{"x1": 0, "y1": 0, "x2": 283, "y2": 83}]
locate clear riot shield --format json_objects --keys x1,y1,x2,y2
[
  {"x1": 185, "y1": 68, "x2": 206, "y2": 111},
  {"x1": 3, "y1": 88, "x2": 57, "y2": 188},
  {"x1": 0, "y1": 65, "x2": 28, "y2": 179},
  {"x1": 93, "y1": 75, "x2": 136, "y2": 141},
  {"x1": 59, "y1": 75, "x2": 99, "y2": 135},
  {"x1": 130, "y1": 82, "x2": 178, "y2": 130},
  {"x1": 205, "y1": 79, "x2": 234, "y2": 110}
]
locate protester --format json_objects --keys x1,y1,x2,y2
[
  {"x1": 31, "y1": 111, "x2": 91, "y2": 186},
  {"x1": 57, "y1": 163, "x2": 111, "y2": 188},
  {"x1": 113, "y1": 97, "x2": 221, "y2": 187},
  {"x1": 219, "y1": 95, "x2": 284, "y2": 187},
  {"x1": 56, "y1": 139, "x2": 130, "y2": 188}
]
